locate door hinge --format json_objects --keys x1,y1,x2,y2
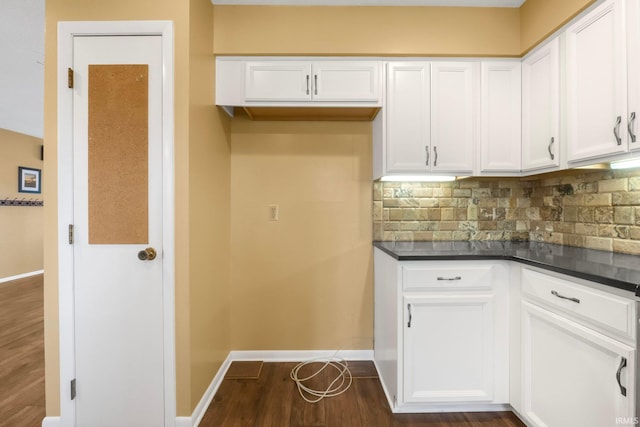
[
  {"x1": 68, "y1": 224, "x2": 74, "y2": 244},
  {"x1": 70, "y1": 378, "x2": 76, "y2": 400},
  {"x1": 68, "y1": 67, "x2": 74, "y2": 89}
]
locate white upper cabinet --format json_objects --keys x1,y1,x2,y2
[
  {"x1": 245, "y1": 61, "x2": 312, "y2": 102},
  {"x1": 244, "y1": 60, "x2": 380, "y2": 103},
  {"x1": 480, "y1": 61, "x2": 522, "y2": 173},
  {"x1": 627, "y1": 0, "x2": 640, "y2": 152},
  {"x1": 431, "y1": 62, "x2": 478, "y2": 173},
  {"x1": 377, "y1": 61, "x2": 476, "y2": 178},
  {"x1": 385, "y1": 62, "x2": 431, "y2": 174},
  {"x1": 522, "y1": 38, "x2": 561, "y2": 172},
  {"x1": 566, "y1": 0, "x2": 628, "y2": 162}
]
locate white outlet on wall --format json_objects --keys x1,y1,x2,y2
[{"x1": 268, "y1": 204, "x2": 279, "y2": 221}]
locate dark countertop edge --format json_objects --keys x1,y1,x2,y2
[{"x1": 373, "y1": 242, "x2": 639, "y2": 294}]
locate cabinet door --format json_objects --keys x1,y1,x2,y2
[
  {"x1": 566, "y1": 0, "x2": 628, "y2": 162},
  {"x1": 385, "y1": 62, "x2": 431, "y2": 174},
  {"x1": 312, "y1": 61, "x2": 380, "y2": 102},
  {"x1": 480, "y1": 61, "x2": 522, "y2": 173},
  {"x1": 522, "y1": 39, "x2": 561, "y2": 171},
  {"x1": 431, "y1": 62, "x2": 477, "y2": 173},
  {"x1": 245, "y1": 61, "x2": 312, "y2": 102},
  {"x1": 403, "y1": 294, "x2": 494, "y2": 403},
  {"x1": 522, "y1": 302, "x2": 635, "y2": 427},
  {"x1": 627, "y1": 0, "x2": 640, "y2": 152}
]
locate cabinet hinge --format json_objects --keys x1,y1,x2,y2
[
  {"x1": 68, "y1": 68, "x2": 74, "y2": 89},
  {"x1": 70, "y1": 379, "x2": 76, "y2": 400},
  {"x1": 68, "y1": 224, "x2": 74, "y2": 244}
]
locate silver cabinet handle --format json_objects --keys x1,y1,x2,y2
[
  {"x1": 306, "y1": 75, "x2": 310, "y2": 95},
  {"x1": 617, "y1": 357, "x2": 628, "y2": 396},
  {"x1": 551, "y1": 290, "x2": 580, "y2": 304},
  {"x1": 433, "y1": 146, "x2": 438, "y2": 167},
  {"x1": 614, "y1": 116, "x2": 622, "y2": 145},
  {"x1": 407, "y1": 304, "x2": 412, "y2": 328},
  {"x1": 314, "y1": 74, "x2": 318, "y2": 95},
  {"x1": 437, "y1": 276, "x2": 462, "y2": 281},
  {"x1": 628, "y1": 112, "x2": 637, "y2": 143},
  {"x1": 548, "y1": 137, "x2": 555, "y2": 160},
  {"x1": 425, "y1": 146, "x2": 430, "y2": 166}
]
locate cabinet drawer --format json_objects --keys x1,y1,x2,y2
[
  {"x1": 521, "y1": 268, "x2": 635, "y2": 339},
  {"x1": 402, "y1": 264, "x2": 494, "y2": 291}
]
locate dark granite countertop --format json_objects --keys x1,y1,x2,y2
[{"x1": 373, "y1": 240, "x2": 640, "y2": 294}]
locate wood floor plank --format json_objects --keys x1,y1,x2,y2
[
  {"x1": 0, "y1": 274, "x2": 45, "y2": 427},
  {"x1": 203, "y1": 361, "x2": 526, "y2": 427}
]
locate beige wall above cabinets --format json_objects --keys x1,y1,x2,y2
[
  {"x1": 213, "y1": 6, "x2": 521, "y2": 57},
  {"x1": 520, "y1": 0, "x2": 597, "y2": 54},
  {"x1": 0, "y1": 128, "x2": 43, "y2": 279}
]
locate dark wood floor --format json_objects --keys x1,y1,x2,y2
[
  {"x1": 201, "y1": 361, "x2": 525, "y2": 427},
  {"x1": 0, "y1": 274, "x2": 45, "y2": 427}
]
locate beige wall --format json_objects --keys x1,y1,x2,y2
[
  {"x1": 44, "y1": 0, "x2": 231, "y2": 417},
  {"x1": 520, "y1": 0, "x2": 596, "y2": 53},
  {"x1": 188, "y1": 0, "x2": 232, "y2": 414},
  {"x1": 230, "y1": 115, "x2": 373, "y2": 350},
  {"x1": 213, "y1": 5, "x2": 521, "y2": 57},
  {"x1": 0, "y1": 128, "x2": 43, "y2": 278}
]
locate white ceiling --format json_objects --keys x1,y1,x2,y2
[
  {"x1": 0, "y1": 0, "x2": 44, "y2": 139},
  {"x1": 212, "y1": 0, "x2": 526, "y2": 7}
]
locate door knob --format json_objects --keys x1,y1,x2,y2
[{"x1": 137, "y1": 247, "x2": 157, "y2": 261}]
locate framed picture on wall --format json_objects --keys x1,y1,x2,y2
[{"x1": 18, "y1": 166, "x2": 41, "y2": 194}]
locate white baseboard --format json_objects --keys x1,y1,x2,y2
[
  {"x1": 0, "y1": 269, "x2": 44, "y2": 284},
  {"x1": 189, "y1": 353, "x2": 232, "y2": 427},
  {"x1": 175, "y1": 416, "x2": 192, "y2": 427},
  {"x1": 41, "y1": 416, "x2": 60, "y2": 427},
  {"x1": 230, "y1": 349, "x2": 374, "y2": 362}
]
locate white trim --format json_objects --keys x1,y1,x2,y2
[
  {"x1": 0, "y1": 269, "x2": 44, "y2": 284},
  {"x1": 229, "y1": 349, "x2": 374, "y2": 362},
  {"x1": 190, "y1": 354, "x2": 233, "y2": 427},
  {"x1": 175, "y1": 417, "x2": 192, "y2": 427},
  {"x1": 56, "y1": 20, "x2": 175, "y2": 427},
  {"x1": 41, "y1": 417, "x2": 61, "y2": 427}
]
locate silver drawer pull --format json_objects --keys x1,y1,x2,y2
[
  {"x1": 551, "y1": 290, "x2": 580, "y2": 304},
  {"x1": 437, "y1": 276, "x2": 462, "y2": 281},
  {"x1": 617, "y1": 357, "x2": 627, "y2": 397}
]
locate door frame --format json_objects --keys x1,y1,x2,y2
[{"x1": 57, "y1": 21, "x2": 176, "y2": 427}]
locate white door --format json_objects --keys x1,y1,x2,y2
[
  {"x1": 522, "y1": 302, "x2": 635, "y2": 427},
  {"x1": 73, "y1": 35, "x2": 164, "y2": 427},
  {"x1": 566, "y1": 0, "x2": 628, "y2": 162},
  {"x1": 522, "y1": 38, "x2": 560, "y2": 171},
  {"x1": 431, "y1": 62, "x2": 477, "y2": 173},
  {"x1": 403, "y1": 294, "x2": 494, "y2": 403},
  {"x1": 385, "y1": 62, "x2": 431, "y2": 174}
]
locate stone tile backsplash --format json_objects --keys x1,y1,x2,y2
[{"x1": 373, "y1": 169, "x2": 640, "y2": 255}]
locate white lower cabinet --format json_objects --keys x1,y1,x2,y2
[
  {"x1": 522, "y1": 301, "x2": 635, "y2": 427},
  {"x1": 374, "y1": 249, "x2": 509, "y2": 412},
  {"x1": 374, "y1": 249, "x2": 639, "y2": 424},
  {"x1": 520, "y1": 267, "x2": 637, "y2": 427},
  {"x1": 404, "y1": 294, "x2": 495, "y2": 403}
]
